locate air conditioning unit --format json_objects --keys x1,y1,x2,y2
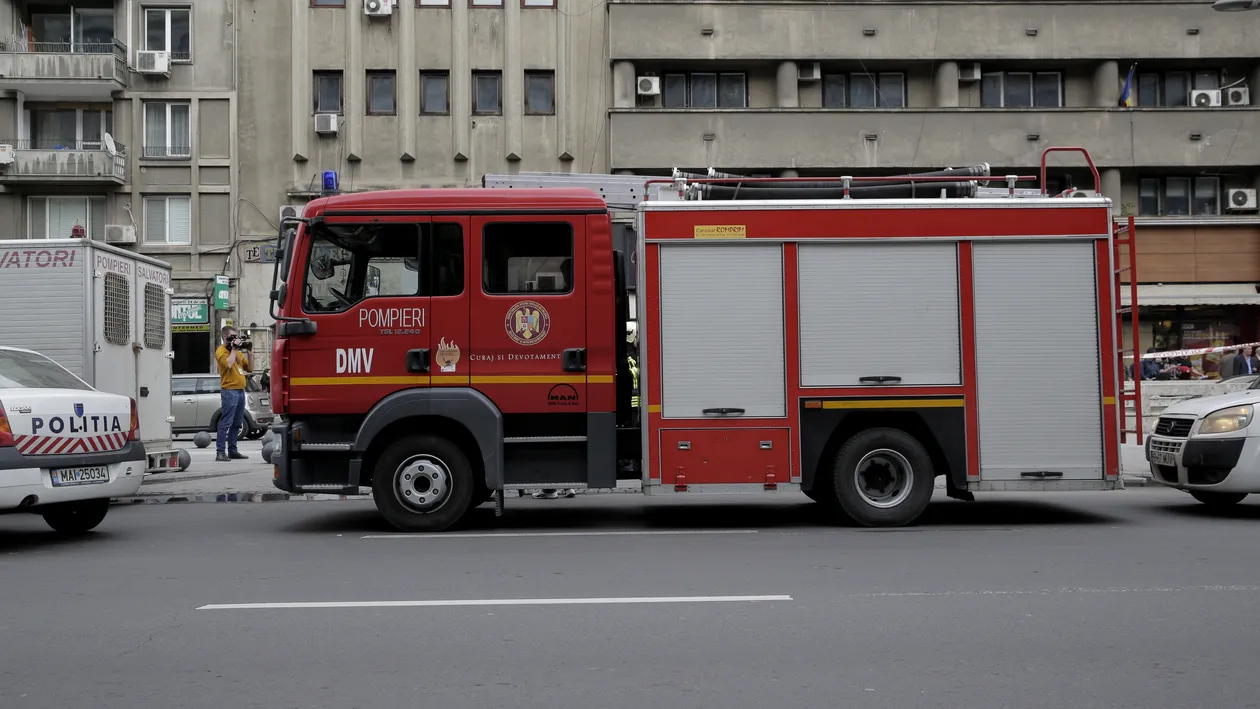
[
  {"x1": 279, "y1": 204, "x2": 304, "y2": 224},
  {"x1": 959, "y1": 63, "x2": 982, "y2": 82},
  {"x1": 797, "y1": 62, "x2": 821, "y2": 81},
  {"x1": 364, "y1": 0, "x2": 393, "y2": 16},
  {"x1": 315, "y1": 113, "x2": 339, "y2": 135},
  {"x1": 104, "y1": 224, "x2": 137, "y2": 244},
  {"x1": 0, "y1": 144, "x2": 14, "y2": 165},
  {"x1": 1191, "y1": 89, "x2": 1222, "y2": 108},
  {"x1": 135, "y1": 50, "x2": 170, "y2": 77},
  {"x1": 636, "y1": 76, "x2": 661, "y2": 96},
  {"x1": 1069, "y1": 189, "x2": 1101, "y2": 198},
  {"x1": 1226, "y1": 86, "x2": 1250, "y2": 106},
  {"x1": 1227, "y1": 188, "x2": 1258, "y2": 211}
]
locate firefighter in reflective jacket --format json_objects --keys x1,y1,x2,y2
[{"x1": 627, "y1": 330, "x2": 640, "y2": 412}]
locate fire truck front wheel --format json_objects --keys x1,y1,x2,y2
[
  {"x1": 831, "y1": 428, "x2": 935, "y2": 527},
  {"x1": 371, "y1": 434, "x2": 475, "y2": 533}
]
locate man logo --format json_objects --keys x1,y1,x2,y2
[
  {"x1": 73, "y1": 403, "x2": 84, "y2": 417},
  {"x1": 505, "y1": 300, "x2": 551, "y2": 346},
  {"x1": 546, "y1": 384, "x2": 579, "y2": 407}
]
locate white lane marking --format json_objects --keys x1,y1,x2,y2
[
  {"x1": 197, "y1": 595, "x2": 793, "y2": 610},
  {"x1": 845, "y1": 585, "x2": 1260, "y2": 598},
  {"x1": 361, "y1": 529, "x2": 760, "y2": 539}
]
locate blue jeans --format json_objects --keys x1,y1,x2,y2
[{"x1": 217, "y1": 388, "x2": 246, "y2": 455}]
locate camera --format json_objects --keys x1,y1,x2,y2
[{"x1": 232, "y1": 336, "x2": 253, "y2": 352}]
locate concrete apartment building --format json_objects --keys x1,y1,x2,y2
[{"x1": 2, "y1": 1, "x2": 1259, "y2": 378}]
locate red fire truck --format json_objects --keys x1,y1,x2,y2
[{"x1": 266, "y1": 146, "x2": 1140, "y2": 533}]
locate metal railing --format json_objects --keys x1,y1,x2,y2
[
  {"x1": 142, "y1": 145, "x2": 192, "y2": 159},
  {"x1": 4, "y1": 138, "x2": 126, "y2": 153},
  {"x1": 0, "y1": 36, "x2": 126, "y2": 56}
]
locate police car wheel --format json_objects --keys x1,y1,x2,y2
[
  {"x1": 41, "y1": 498, "x2": 110, "y2": 535},
  {"x1": 372, "y1": 434, "x2": 475, "y2": 533},
  {"x1": 830, "y1": 427, "x2": 934, "y2": 528}
]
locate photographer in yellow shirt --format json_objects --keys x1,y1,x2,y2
[{"x1": 213, "y1": 325, "x2": 253, "y2": 462}]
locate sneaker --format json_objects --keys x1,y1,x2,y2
[
  {"x1": 215, "y1": 453, "x2": 230, "y2": 462},
  {"x1": 563, "y1": 489, "x2": 577, "y2": 498},
  {"x1": 533, "y1": 489, "x2": 559, "y2": 499},
  {"x1": 228, "y1": 452, "x2": 248, "y2": 460}
]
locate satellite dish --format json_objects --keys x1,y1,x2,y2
[{"x1": 103, "y1": 133, "x2": 117, "y2": 156}]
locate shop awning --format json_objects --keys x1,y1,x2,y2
[{"x1": 1121, "y1": 283, "x2": 1260, "y2": 307}]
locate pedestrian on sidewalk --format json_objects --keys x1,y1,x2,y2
[{"x1": 214, "y1": 325, "x2": 253, "y2": 463}]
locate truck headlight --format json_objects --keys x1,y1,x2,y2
[{"x1": 1200, "y1": 405, "x2": 1254, "y2": 434}]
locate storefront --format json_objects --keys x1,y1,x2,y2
[
  {"x1": 1122, "y1": 284, "x2": 1260, "y2": 378},
  {"x1": 170, "y1": 297, "x2": 212, "y2": 374}
]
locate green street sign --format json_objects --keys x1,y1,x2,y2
[
  {"x1": 170, "y1": 298, "x2": 209, "y2": 324},
  {"x1": 213, "y1": 275, "x2": 230, "y2": 311}
]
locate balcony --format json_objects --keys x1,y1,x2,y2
[
  {"x1": 608, "y1": 108, "x2": 1260, "y2": 171},
  {"x1": 608, "y1": 1, "x2": 1260, "y2": 61},
  {"x1": 0, "y1": 38, "x2": 127, "y2": 99},
  {"x1": 0, "y1": 139, "x2": 127, "y2": 184}
]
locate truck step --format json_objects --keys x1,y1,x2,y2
[
  {"x1": 297, "y1": 442, "x2": 354, "y2": 451},
  {"x1": 504, "y1": 436, "x2": 588, "y2": 444}
]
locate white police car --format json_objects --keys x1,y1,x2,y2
[
  {"x1": 1147, "y1": 375, "x2": 1260, "y2": 507},
  {"x1": 0, "y1": 346, "x2": 145, "y2": 533}
]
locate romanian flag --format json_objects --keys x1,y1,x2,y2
[{"x1": 1118, "y1": 63, "x2": 1137, "y2": 108}]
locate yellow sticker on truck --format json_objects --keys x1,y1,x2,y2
[{"x1": 693, "y1": 225, "x2": 747, "y2": 239}]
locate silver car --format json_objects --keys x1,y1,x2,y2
[{"x1": 171, "y1": 373, "x2": 273, "y2": 440}]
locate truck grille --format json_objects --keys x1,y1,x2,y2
[{"x1": 1154, "y1": 417, "x2": 1194, "y2": 438}]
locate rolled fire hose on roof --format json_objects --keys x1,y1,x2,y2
[
  {"x1": 697, "y1": 164, "x2": 992, "y2": 192},
  {"x1": 692, "y1": 180, "x2": 979, "y2": 201}
]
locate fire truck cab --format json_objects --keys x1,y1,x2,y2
[{"x1": 268, "y1": 147, "x2": 1135, "y2": 533}]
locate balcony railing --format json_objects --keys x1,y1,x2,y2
[
  {"x1": 0, "y1": 139, "x2": 128, "y2": 182},
  {"x1": 142, "y1": 144, "x2": 192, "y2": 159},
  {"x1": 0, "y1": 37, "x2": 127, "y2": 89}
]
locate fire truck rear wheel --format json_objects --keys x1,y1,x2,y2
[
  {"x1": 372, "y1": 434, "x2": 475, "y2": 533},
  {"x1": 831, "y1": 428, "x2": 934, "y2": 527}
]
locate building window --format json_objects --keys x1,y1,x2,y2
[
  {"x1": 1137, "y1": 70, "x2": 1222, "y2": 107},
  {"x1": 822, "y1": 74, "x2": 846, "y2": 108},
  {"x1": 661, "y1": 72, "x2": 747, "y2": 109},
  {"x1": 143, "y1": 101, "x2": 191, "y2": 158},
  {"x1": 473, "y1": 71, "x2": 502, "y2": 115},
  {"x1": 522, "y1": 0, "x2": 556, "y2": 6},
  {"x1": 26, "y1": 6, "x2": 115, "y2": 53},
  {"x1": 1138, "y1": 177, "x2": 1221, "y2": 217},
  {"x1": 525, "y1": 70, "x2": 555, "y2": 115},
  {"x1": 420, "y1": 71, "x2": 450, "y2": 114},
  {"x1": 470, "y1": 0, "x2": 503, "y2": 6},
  {"x1": 27, "y1": 196, "x2": 105, "y2": 240},
  {"x1": 26, "y1": 107, "x2": 112, "y2": 150},
  {"x1": 314, "y1": 71, "x2": 344, "y2": 114},
  {"x1": 144, "y1": 195, "x2": 192, "y2": 244},
  {"x1": 980, "y1": 72, "x2": 1061, "y2": 108},
  {"x1": 482, "y1": 222, "x2": 574, "y2": 295},
  {"x1": 143, "y1": 7, "x2": 191, "y2": 62},
  {"x1": 311, "y1": 0, "x2": 345, "y2": 6},
  {"x1": 417, "y1": 0, "x2": 450, "y2": 5},
  {"x1": 367, "y1": 70, "x2": 397, "y2": 115},
  {"x1": 846, "y1": 72, "x2": 906, "y2": 108}
]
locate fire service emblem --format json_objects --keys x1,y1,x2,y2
[
  {"x1": 435, "y1": 337, "x2": 461, "y2": 373},
  {"x1": 505, "y1": 301, "x2": 550, "y2": 346}
]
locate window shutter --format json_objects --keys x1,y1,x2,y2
[
  {"x1": 168, "y1": 196, "x2": 192, "y2": 244},
  {"x1": 29, "y1": 197, "x2": 46, "y2": 239},
  {"x1": 91, "y1": 198, "x2": 106, "y2": 240},
  {"x1": 145, "y1": 197, "x2": 166, "y2": 243}
]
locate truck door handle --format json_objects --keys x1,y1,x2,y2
[
  {"x1": 702, "y1": 407, "x2": 745, "y2": 416},
  {"x1": 406, "y1": 349, "x2": 430, "y2": 373},
  {"x1": 562, "y1": 348, "x2": 587, "y2": 372},
  {"x1": 859, "y1": 376, "x2": 902, "y2": 384}
]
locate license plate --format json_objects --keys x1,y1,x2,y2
[
  {"x1": 50, "y1": 466, "x2": 110, "y2": 487},
  {"x1": 260, "y1": 398, "x2": 270, "y2": 407},
  {"x1": 1151, "y1": 451, "x2": 1178, "y2": 467}
]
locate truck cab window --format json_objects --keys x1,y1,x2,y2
[
  {"x1": 482, "y1": 222, "x2": 574, "y2": 295},
  {"x1": 303, "y1": 223, "x2": 422, "y2": 314},
  {"x1": 432, "y1": 223, "x2": 464, "y2": 297}
]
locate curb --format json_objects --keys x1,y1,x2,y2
[{"x1": 113, "y1": 486, "x2": 644, "y2": 505}]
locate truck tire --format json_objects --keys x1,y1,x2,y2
[
  {"x1": 41, "y1": 498, "x2": 110, "y2": 535},
  {"x1": 372, "y1": 434, "x2": 475, "y2": 533},
  {"x1": 1189, "y1": 490, "x2": 1248, "y2": 507},
  {"x1": 830, "y1": 427, "x2": 935, "y2": 527}
]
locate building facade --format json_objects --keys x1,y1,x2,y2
[{"x1": 3, "y1": 1, "x2": 1259, "y2": 379}]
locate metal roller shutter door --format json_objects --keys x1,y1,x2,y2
[
  {"x1": 798, "y1": 242, "x2": 961, "y2": 386},
  {"x1": 659, "y1": 243, "x2": 786, "y2": 419},
  {"x1": 973, "y1": 241, "x2": 1103, "y2": 481}
]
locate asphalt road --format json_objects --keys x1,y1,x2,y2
[{"x1": 3, "y1": 488, "x2": 1260, "y2": 709}]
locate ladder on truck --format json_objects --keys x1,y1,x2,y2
[{"x1": 1115, "y1": 215, "x2": 1143, "y2": 444}]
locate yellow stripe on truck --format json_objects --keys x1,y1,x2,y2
[{"x1": 289, "y1": 374, "x2": 616, "y2": 387}]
